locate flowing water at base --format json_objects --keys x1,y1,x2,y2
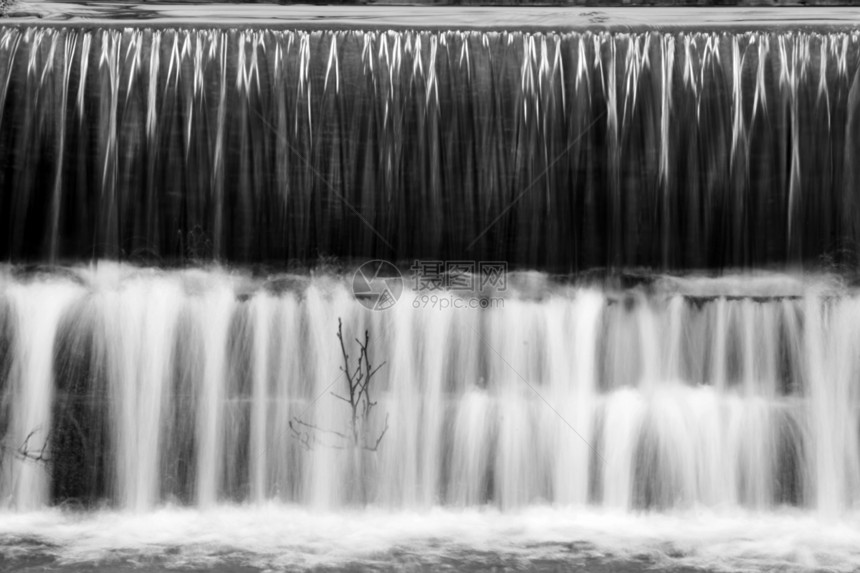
[{"x1": 1, "y1": 506, "x2": 860, "y2": 572}]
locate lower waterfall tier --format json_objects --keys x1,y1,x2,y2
[{"x1": 0, "y1": 263, "x2": 856, "y2": 513}]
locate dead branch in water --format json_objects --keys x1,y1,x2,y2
[
  {"x1": 0, "y1": 428, "x2": 52, "y2": 464},
  {"x1": 289, "y1": 317, "x2": 388, "y2": 452}
]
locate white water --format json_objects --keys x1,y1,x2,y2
[
  {"x1": 0, "y1": 263, "x2": 858, "y2": 569},
  {"x1": 1, "y1": 506, "x2": 860, "y2": 572}
]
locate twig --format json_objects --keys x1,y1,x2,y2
[
  {"x1": 290, "y1": 318, "x2": 389, "y2": 453},
  {"x1": 0, "y1": 428, "x2": 52, "y2": 464},
  {"x1": 288, "y1": 418, "x2": 348, "y2": 440},
  {"x1": 365, "y1": 413, "x2": 390, "y2": 452}
]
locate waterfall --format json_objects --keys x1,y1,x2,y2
[
  {"x1": 0, "y1": 264, "x2": 853, "y2": 513},
  {"x1": 3, "y1": 10, "x2": 860, "y2": 571},
  {"x1": 0, "y1": 27, "x2": 859, "y2": 269}
]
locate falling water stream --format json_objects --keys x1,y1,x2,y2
[
  {"x1": 1, "y1": 26, "x2": 860, "y2": 268},
  {"x1": 0, "y1": 265, "x2": 857, "y2": 570},
  {"x1": 1, "y1": 9, "x2": 860, "y2": 572}
]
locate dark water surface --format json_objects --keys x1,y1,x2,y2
[{"x1": 2, "y1": 11, "x2": 860, "y2": 270}]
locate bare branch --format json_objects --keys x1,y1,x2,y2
[
  {"x1": 1, "y1": 428, "x2": 52, "y2": 464},
  {"x1": 368, "y1": 362, "x2": 387, "y2": 380},
  {"x1": 364, "y1": 414, "x2": 390, "y2": 452},
  {"x1": 290, "y1": 317, "x2": 389, "y2": 457},
  {"x1": 289, "y1": 418, "x2": 348, "y2": 440}
]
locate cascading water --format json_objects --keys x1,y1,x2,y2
[
  {"x1": 0, "y1": 265, "x2": 855, "y2": 513},
  {"x1": 2, "y1": 6, "x2": 860, "y2": 572},
  {"x1": 1, "y1": 26, "x2": 860, "y2": 269}
]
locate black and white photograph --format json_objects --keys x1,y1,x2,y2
[{"x1": 0, "y1": 0, "x2": 858, "y2": 570}]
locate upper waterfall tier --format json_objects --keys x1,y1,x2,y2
[{"x1": 2, "y1": 26, "x2": 860, "y2": 270}]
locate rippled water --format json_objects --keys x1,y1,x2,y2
[{"x1": 0, "y1": 505, "x2": 859, "y2": 572}]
